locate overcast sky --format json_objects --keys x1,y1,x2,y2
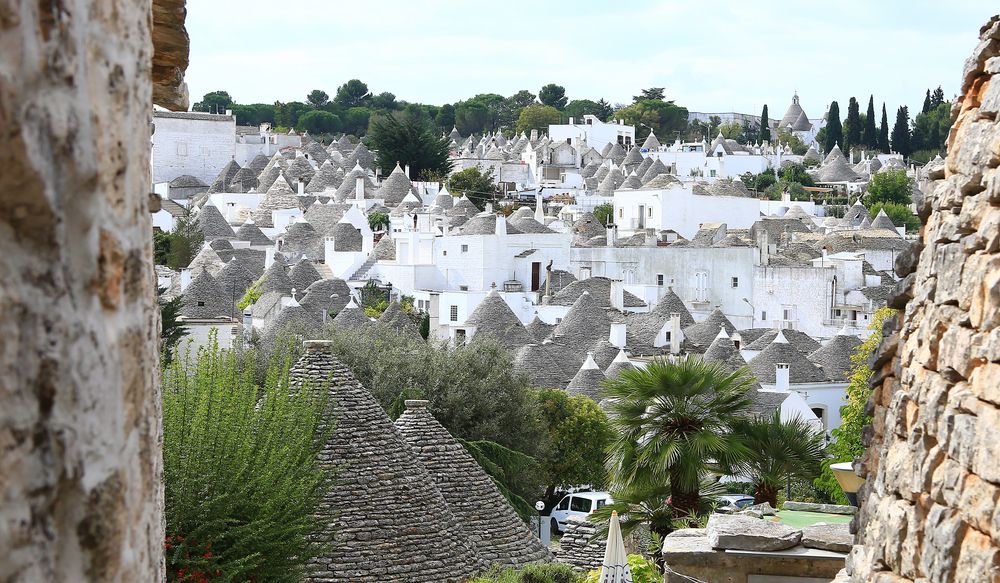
[{"x1": 186, "y1": 1, "x2": 992, "y2": 117}]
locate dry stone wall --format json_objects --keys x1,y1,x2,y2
[
  {"x1": 0, "y1": 1, "x2": 167, "y2": 581},
  {"x1": 848, "y1": 15, "x2": 1000, "y2": 583}
]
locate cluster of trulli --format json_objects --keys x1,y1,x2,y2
[{"x1": 289, "y1": 341, "x2": 552, "y2": 582}]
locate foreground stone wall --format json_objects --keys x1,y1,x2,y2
[
  {"x1": 848, "y1": 15, "x2": 1000, "y2": 582},
  {"x1": 0, "y1": 1, "x2": 182, "y2": 581}
]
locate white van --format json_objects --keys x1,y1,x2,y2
[{"x1": 548, "y1": 491, "x2": 612, "y2": 533}]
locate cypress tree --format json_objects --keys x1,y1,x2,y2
[
  {"x1": 922, "y1": 89, "x2": 932, "y2": 114},
  {"x1": 862, "y1": 95, "x2": 878, "y2": 149},
  {"x1": 931, "y1": 86, "x2": 945, "y2": 109},
  {"x1": 759, "y1": 104, "x2": 771, "y2": 142},
  {"x1": 891, "y1": 106, "x2": 912, "y2": 157},
  {"x1": 845, "y1": 97, "x2": 861, "y2": 151},
  {"x1": 824, "y1": 101, "x2": 843, "y2": 154},
  {"x1": 878, "y1": 103, "x2": 890, "y2": 153}
]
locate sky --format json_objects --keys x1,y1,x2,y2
[{"x1": 185, "y1": 0, "x2": 993, "y2": 118}]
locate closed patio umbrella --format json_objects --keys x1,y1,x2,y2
[{"x1": 598, "y1": 511, "x2": 633, "y2": 583}]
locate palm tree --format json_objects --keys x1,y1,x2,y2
[
  {"x1": 728, "y1": 412, "x2": 827, "y2": 507},
  {"x1": 603, "y1": 357, "x2": 756, "y2": 522}
]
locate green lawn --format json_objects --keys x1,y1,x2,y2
[{"x1": 772, "y1": 510, "x2": 853, "y2": 528}]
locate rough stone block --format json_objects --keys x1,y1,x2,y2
[
  {"x1": 802, "y1": 523, "x2": 853, "y2": 553},
  {"x1": 706, "y1": 515, "x2": 801, "y2": 552}
]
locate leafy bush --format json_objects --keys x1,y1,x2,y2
[
  {"x1": 866, "y1": 168, "x2": 912, "y2": 206},
  {"x1": 237, "y1": 281, "x2": 261, "y2": 311},
  {"x1": 471, "y1": 563, "x2": 582, "y2": 583},
  {"x1": 584, "y1": 555, "x2": 661, "y2": 583},
  {"x1": 162, "y1": 337, "x2": 330, "y2": 582},
  {"x1": 536, "y1": 389, "x2": 614, "y2": 502},
  {"x1": 815, "y1": 308, "x2": 896, "y2": 502},
  {"x1": 593, "y1": 203, "x2": 613, "y2": 226}
]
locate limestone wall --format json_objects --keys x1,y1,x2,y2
[
  {"x1": 0, "y1": 1, "x2": 183, "y2": 581},
  {"x1": 848, "y1": 15, "x2": 1000, "y2": 583}
]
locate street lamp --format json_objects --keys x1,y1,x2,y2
[{"x1": 534, "y1": 500, "x2": 546, "y2": 540}]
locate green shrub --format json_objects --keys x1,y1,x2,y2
[
  {"x1": 583, "y1": 555, "x2": 661, "y2": 583},
  {"x1": 237, "y1": 281, "x2": 261, "y2": 311},
  {"x1": 471, "y1": 563, "x2": 582, "y2": 583},
  {"x1": 162, "y1": 336, "x2": 331, "y2": 582}
]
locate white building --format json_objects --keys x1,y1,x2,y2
[
  {"x1": 151, "y1": 110, "x2": 237, "y2": 185},
  {"x1": 612, "y1": 182, "x2": 760, "y2": 239},
  {"x1": 548, "y1": 115, "x2": 635, "y2": 152}
]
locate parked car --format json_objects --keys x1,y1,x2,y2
[
  {"x1": 714, "y1": 494, "x2": 756, "y2": 513},
  {"x1": 548, "y1": 491, "x2": 612, "y2": 534}
]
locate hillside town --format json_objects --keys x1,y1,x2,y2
[
  {"x1": 3, "y1": 2, "x2": 1000, "y2": 583},
  {"x1": 152, "y1": 90, "x2": 924, "y2": 440}
]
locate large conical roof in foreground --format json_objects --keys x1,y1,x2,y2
[
  {"x1": 394, "y1": 400, "x2": 553, "y2": 567},
  {"x1": 289, "y1": 342, "x2": 484, "y2": 582}
]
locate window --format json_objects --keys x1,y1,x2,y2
[
  {"x1": 570, "y1": 497, "x2": 591, "y2": 512},
  {"x1": 657, "y1": 274, "x2": 664, "y2": 286},
  {"x1": 450, "y1": 305, "x2": 458, "y2": 322},
  {"x1": 618, "y1": 208, "x2": 623, "y2": 218},
  {"x1": 459, "y1": 285, "x2": 468, "y2": 291},
  {"x1": 731, "y1": 277, "x2": 739, "y2": 288},
  {"x1": 761, "y1": 311, "x2": 767, "y2": 321},
  {"x1": 648, "y1": 207, "x2": 652, "y2": 217},
  {"x1": 710, "y1": 169, "x2": 717, "y2": 177},
  {"x1": 197, "y1": 301, "x2": 205, "y2": 307},
  {"x1": 443, "y1": 250, "x2": 447, "y2": 256},
  {"x1": 175, "y1": 142, "x2": 187, "y2": 156},
  {"x1": 557, "y1": 497, "x2": 570, "y2": 511},
  {"x1": 461, "y1": 244, "x2": 468, "y2": 253},
  {"x1": 694, "y1": 271, "x2": 709, "y2": 301},
  {"x1": 455, "y1": 329, "x2": 466, "y2": 344}
]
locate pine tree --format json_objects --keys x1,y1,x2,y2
[
  {"x1": 824, "y1": 101, "x2": 843, "y2": 154},
  {"x1": 878, "y1": 103, "x2": 890, "y2": 153},
  {"x1": 845, "y1": 97, "x2": 861, "y2": 151},
  {"x1": 862, "y1": 95, "x2": 878, "y2": 149},
  {"x1": 891, "y1": 106, "x2": 912, "y2": 157},
  {"x1": 759, "y1": 104, "x2": 771, "y2": 142},
  {"x1": 922, "y1": 89, "x2": 932, "y2": 114}
]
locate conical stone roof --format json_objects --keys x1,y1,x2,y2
[
  {"x1": 246, "y1": 154, "x2": 269, "y2": 176},
  {"x1": 300, "y1": 278, "x2": 351, "y2": 320},
  {"x1": 252, "y1": 174, "x2": 300, "y2": 227},
  {"x1": 606, "y1": 142, "x2": 627, "y2": 166},
  {"x1": 605, "y1": 349, "x2": 634, "y2": 380},
  {"x1": 871, "y1": 208, "x2": 898, "y2": 232},
  {"x1": 641, "y1": 132, "x2": 661, "y2": 150},
  {"x1": 703, "y1": 329, "x2": 748, "y2": 373},
  {"x1": 255, "y1": 164, "x2": 284, "y2": 192},
  {"x1": 289, "y1": 258, "x2": 322, "y2": 294},
  {"x1": 526, "y1": 316, "x2": 555, "y2": 341},
  {"x1": 641, "y1": 158, "x2": 670, "y2": 184},
  {"x1": 808, "y1": 333, "x2": 862, "y2": 382},
  {"x1": 344, "y1": 142, "x2": 375, "y2": 171},
  {"x1": 331, "y1": 299, "x2": 372, "y2": 331},
  {"x1": 260, "y1": 302, "x2": 321, "y2": 346},
  {"x1": 257, "y1": 260, "x2": 294, "y2": 296},
  {"x1": 749, "y1": 332, "x2": 828, "y2": 384},
  {"x1": 625, "y1": 289, "x2": 695, "y2": 353},
  {"x1": 305, "y1": 160, "x2": 344, "y2": 193},
  {"x1": 216, "y1": 258, "x2": 257, "y2": 303},
  {"x1": 466, "y1": 290, "x2": 534, "y2": 350},
  {"x1": 375, "y1": 163, "x2": 415, "y2": 206},
  {"x1": 682, "y1": 308, "x2": 737, "y2": 351},
  {"x1": 280, "y1": 220, "x2": 324, "y2": 262},
  {"x1": 394, "y1": 400, "x2": 553, "y2": 567},
  {"x1": 195, "y1": 203, "x2": 235, "y2": 239},
  {"x1": 285, "y1": 156, "x2": 316, "y2": 186},
  {"x1": 815, "y1": 145, "x2": 860, "y2": 183},
  {"x1": 551, "y1": 291, "x2": 610, "y2": 347},
  {"x1": 207, "y1": 159, "x2": 241, "y2": 194},
  {"x1": 333, "y1": 164, "x2": 377, "y2": 201},
  {"x1": 187, "y1": 243, "x2": 226, "y2": 277},
  {"x1": 567, "y1": 353, "x2": 607, "y2": 401},
  {"x1": 289, "y1": 342, "x2": 484, "y2": 582},
  {"x1": 234, "y1": 219, "x2": 272, "y2": 246},
  {"x1": 227, "y1": 166, "x2": 258, "y2": 193},
  {"x1": 181, "y1": 271, "x2": 232, "y2": 319}
]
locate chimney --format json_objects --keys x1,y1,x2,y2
[
  {"x1": 606, "y1": 223, "x2": 617, "y2": 246},
  {"x1": 404, "y1": 399, "x2": 429, "y2": 411},
  {"x1": 669, "y1": 312, "x2": 681, "y2": 355},
  {"x1": 303, "y1": 339, "x2": 334, "y2": 354},
  {"x1": 610, "y1": 279, "x2": 625, "y2": 311},
  {"x1": 297, "y1": 180, "x2": 305, "y2": 195},
  {"x1": 775, "y1": 363, "x2": 790, "y2": 391},
  {"x1": 758, "y1": 231, "x2": 769, "y2": 266},
  {"x1": 242, "y1": 309, "x2": 253, "y2": 336},
  {"x1": 495, "y1": 214, "x2": 507, "y2": 237},
  {"x1": 404, "y1": 164, "x2": 411, "y2": 179},
  {"x1": 530, "y1": 129, "x2": 539, "y2": 141},
  {"x1": 609, "y1": 322, "x2": 626, "y2": 348},
  {"x1": 574, "y1": 136, "x2": 582, "y2": 168},
  {"x1": 355, "y1": 175, "x2": 364, "y2": 201},
  {"x1": 568, "y1": 117, "x2": 575, "y2": 125},
  {"x1": 428, "y1": 292, "x2": 441, "y2": 340}
]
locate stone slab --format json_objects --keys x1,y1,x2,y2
[
  {"x1": 801, "y1": 523, "x2": 853, "y2": 553},
  {"x1": 707, "y1": 514, "x2": 802, "y2": 552}
]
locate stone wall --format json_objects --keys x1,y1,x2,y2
[
  {"x1": 0, "y1": 1, "x2": 186, "y2": 581},
  {"x1": 848, "y1": 15, "x2": 1000, "y2": 583}
]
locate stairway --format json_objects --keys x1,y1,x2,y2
[{"x1": 350, "y1": 255, "x2": 378, "y2": 281}]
